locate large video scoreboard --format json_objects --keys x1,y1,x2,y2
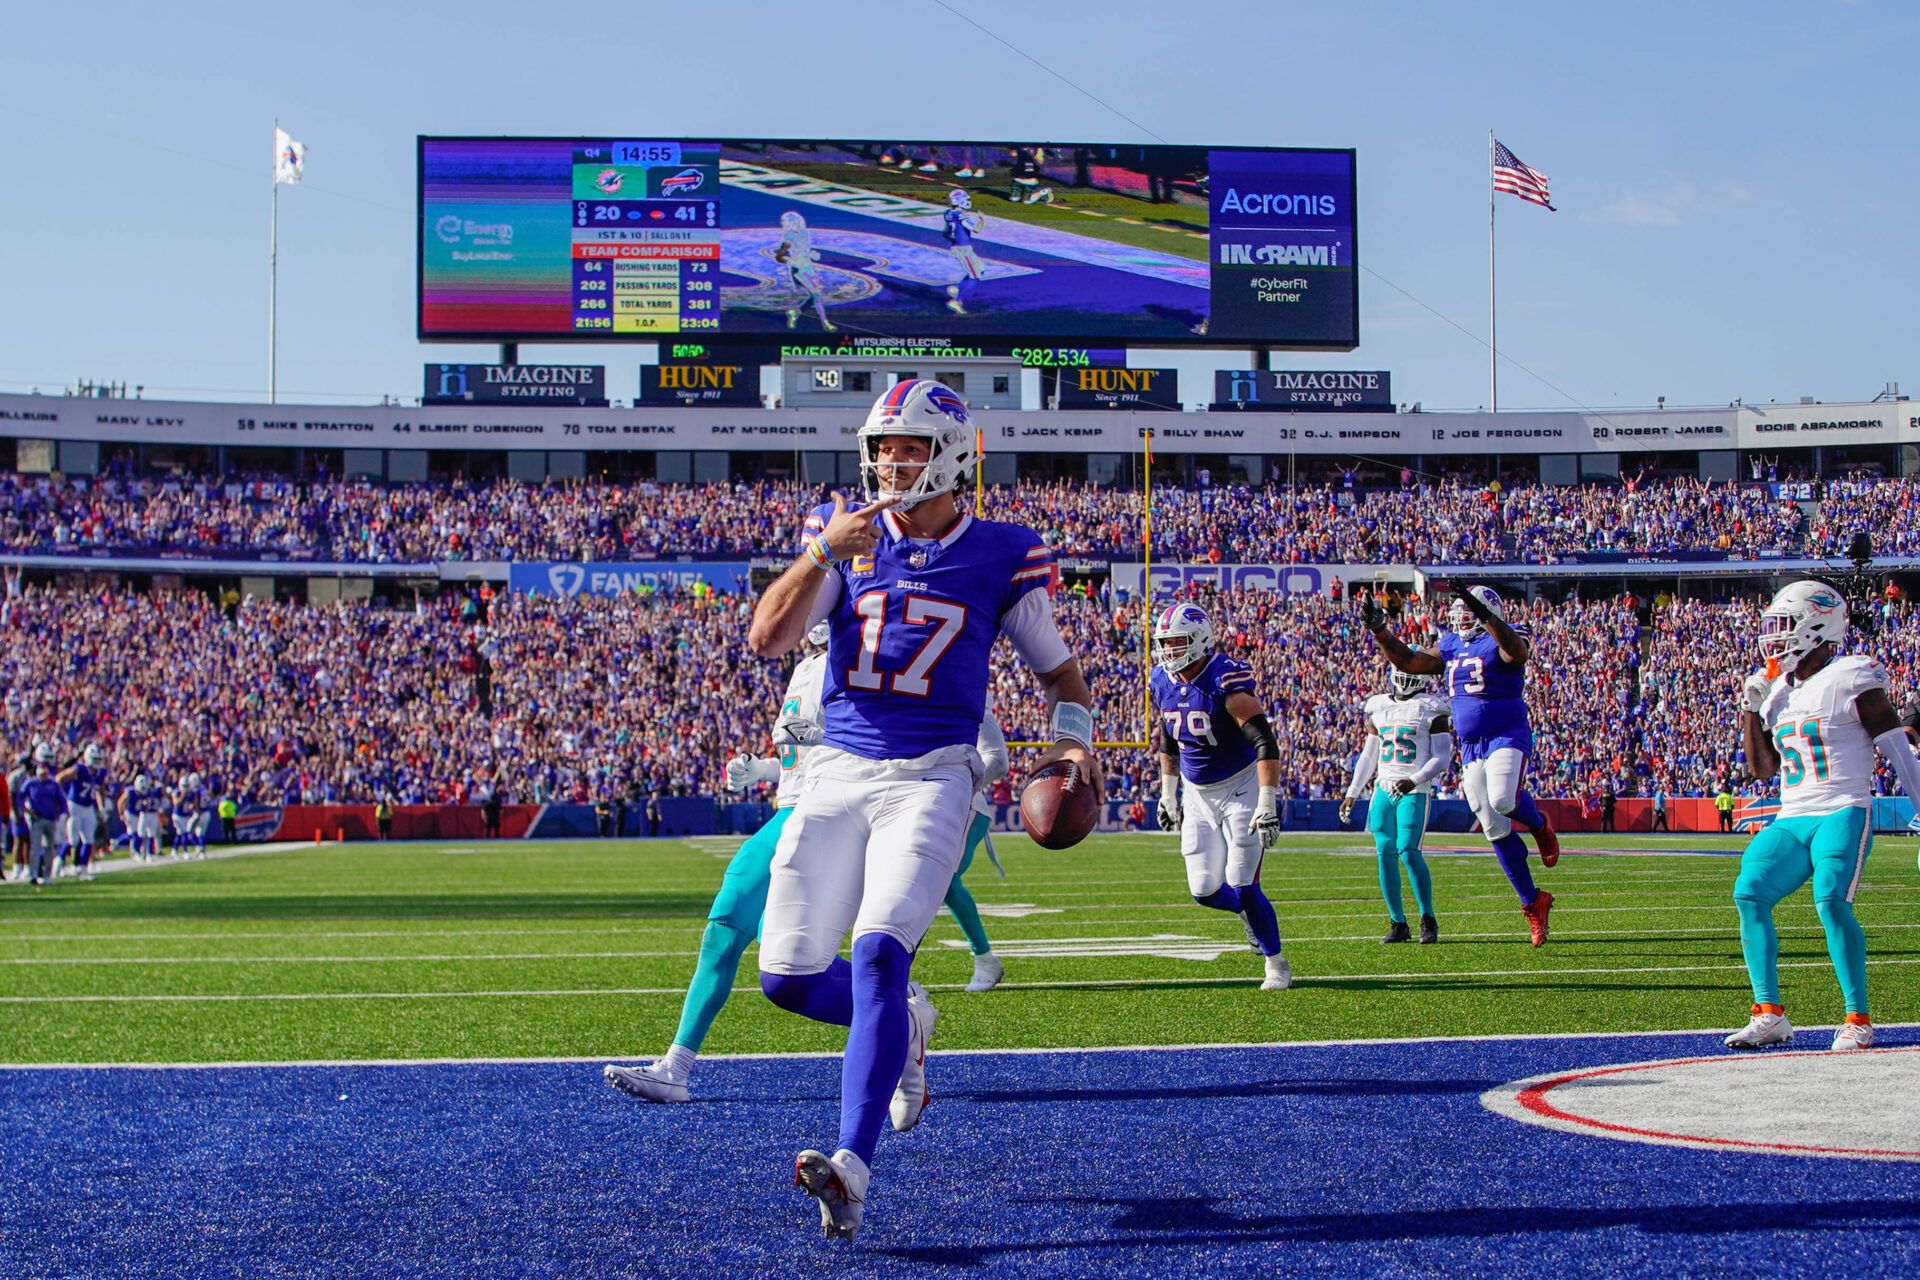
[{"x1": 420, "y1": 137, "x2": 1357, "y2": 349}]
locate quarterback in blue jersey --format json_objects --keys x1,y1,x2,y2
[
  {"x1": 942, "y1": 189, "x2": 987, "y2": 315},
  {"x1": 1149, "y1": 602, "x2": 1291, "y2": 989},
  {"x1": 747, "y1": 379, "x2": 1101, "y2": 1242},
  {"x1": 1367, "y1": 586, "x2": 1560, "y2": 946}
]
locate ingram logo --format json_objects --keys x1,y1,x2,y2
[
  {"x1": 546, "y1": 565, "x2": 587, "y2": 596},
  {"x1": 1219, "y1": 243, "x2": 1335, "y2": 266}
]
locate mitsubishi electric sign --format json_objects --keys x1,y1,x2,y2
[{"x1": 1214, "y1": 369, "x2": 1390, "y2": 412}]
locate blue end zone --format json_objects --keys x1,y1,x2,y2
[{"x1": 5, "y1": 1031, "x2": 1916, "y2": 1278}]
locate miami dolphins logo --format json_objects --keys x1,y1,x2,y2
[{"x1": 594, "y1": 168, "x2": 624, "y2": 195}]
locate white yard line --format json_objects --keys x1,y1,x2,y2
[{"x1": 10, "y1": 955, "x2": 1918, "y2": 1005}]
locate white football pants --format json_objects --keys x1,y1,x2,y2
[
  {"x1": 759, "y1": 747, "x2": 978, "y2": 975},
  {"x1": 1462, "y1": 747, "x2": 1527, "y2": 841},
  {"x1": 1180, "y1": 763, "x2": 1263, "y2": 898}
]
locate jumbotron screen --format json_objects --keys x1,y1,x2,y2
[{"x1": 417, "y1": 137, "x2": 1357, "y2": 348}]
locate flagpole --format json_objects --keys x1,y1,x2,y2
[
  {"x1": 270, "y1": 118, "x2": 279, "y2": 406},
  {"x1": 1488, "y1": 130, "x2": 1497, "y2": 414}
]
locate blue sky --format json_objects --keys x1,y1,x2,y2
[{"x1": 3, "y1": 1, "x2": 1913, "y2": 411}]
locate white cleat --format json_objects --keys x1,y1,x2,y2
[
  {"x1": 965, "y1": 952, "x2": 1005, "y2": 994},
  {"x1": 794, "y1": 1148, "x2": 868, "y2": 1241},
  {"x1": 602, "y1": 1062, "x2": 689, "y2": 1103},
  {"x1": 1725, "y1": 1007, "x2": 1794, "y2": 1049},
  {"x1": 1261, "y1": 953, "x2": 1293, "y2": 991},
  {"x1": 1831, "y1": 1020, "x2": 1875, "y2": 1052},
  {"x1": 890, "y1": 981, "x2": 938, "y2": 1131}
]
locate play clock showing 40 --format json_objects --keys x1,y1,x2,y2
[{"x1": 569, "y1": 142, "x2": 721, "y2": 334}]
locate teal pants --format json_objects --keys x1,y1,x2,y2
[
  {"x1": 1367, "y1": 788, "x2": 1435, "y2": 924},
  {"x1": 1732, "y1": 807, "x2": 1873, "y2": 1015},
  {"x1": 943, "y1": 813, "x2": 994, "y2": 955},
  {"x1": 670, "y1": 807, "x2": 791, "y2": 1051}
]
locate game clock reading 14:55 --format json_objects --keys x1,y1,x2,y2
[{"x1": 569, "y1": 142, "x2": 722, "y2": 334}]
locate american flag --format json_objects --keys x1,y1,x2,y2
[{"x1": 1492, "y1": 139, "x2": 1554, "y2": 211}]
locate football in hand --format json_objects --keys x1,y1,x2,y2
[{"x1": 1020, "y1": 760, "x2": 1099, "y2": 850}]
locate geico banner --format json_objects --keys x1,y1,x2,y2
[
  {"x1": 509, "y1": 561, "x2": 751, "y2": 597},
  {"x1": 1111, "y1": 562, "x2": 1411, "y2": 598},
  {"x1": 1, "y1": 390, "x2": 1904, "y2": 458}
]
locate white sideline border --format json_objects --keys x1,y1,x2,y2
[{"x1": 4, "y1": 1020, "x2": 1915, "y2": 1073}]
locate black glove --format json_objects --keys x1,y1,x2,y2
[
  {"x1": 1457, "y1": 586, "x2": 1496, "y2": 623},
  {"x1": 1361, "y1": 598, "x2": 1390, "y2": 635}
]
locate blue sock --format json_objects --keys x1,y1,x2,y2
[
  {"x1": 1237, "y1": 881, "x2": 1282, "y2": 955},
  {"x1": 1491, "y1": 833, "x2": 1537, "y2": 903},
  {"x1": 837, "y1": 934, "x2": 911, "y2": 1167},
  {"x1": 1508, "y1": 789, "x2": 1546, "y2": 832},
  {"x1": 1403, "y1": 849, "x2": 1436, "y2": 918},
  {"x1": 672, "y1": 921, "x2": 753, "y2": 1052},
  {"x1": 760, "y1": 958, "x2": 854, "y2": 1026},
  {"x1": 1194, "y1": 885, "x2": 1243, "y2": 913}
]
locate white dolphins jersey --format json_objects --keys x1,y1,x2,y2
[
  {"x1": 775, "y1": 650, "x2": 830, "y2": 808},
  {"x1": 1758, "y1": 655, "x2": 1887, "y2": 817},
  {"x1": 1363, "y1": 692, "x2": 1452, "y2": 794}
]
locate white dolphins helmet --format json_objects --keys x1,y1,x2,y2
[
  {"x1": 856, "y1": 380, "x2": 979, "y2": 510},
  {"x1": 949, "y1": 188, "x2": 971, "y2": 210},
  {"x1": 779, "y1": 210, "x2": 804, "y2": 231},
  {"x1": 1391, "y1": 669, "x2": 1438, "y2": 699},
  {"x1": 1448, "y1": 584, "x2": 1504, "y2": 637},
  {"x1": 803, "y1": 620, "x2": 830, "y2": 651},
  {"x1": 1152, "y1": 602, "x2": 1215, "y2": 677},
  {"x1": 83, "y1": 744, "x2": 103, "y2": 768},
  {"x1": 135, "y1": 773, "x2": 150, "y2": 791},
  {"x1": 1759, "y1": 580, "x2": 1849, "y2": 667}
]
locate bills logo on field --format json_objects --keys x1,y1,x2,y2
[{"x1": 1734, "y1": 798, "x2": 1780, "y2": 832}]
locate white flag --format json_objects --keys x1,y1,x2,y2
[{"x1": 274, "y1": 127, "x2": 306, "y2": 185}]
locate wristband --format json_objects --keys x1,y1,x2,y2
[
  {"x1": 1257, "y1": 785, "x2": 1279, "y2": 814},
  {"x1": 1050, "y1": 701, "x2": 1095, "y2": 750},
  {"x1": 804, "y1": 538, "x2": 831, "y2": 571}
]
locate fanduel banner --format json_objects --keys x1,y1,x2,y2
[
  {"x1": 1056, "y1": 367, "x2": 1179, "y2": 411},
  {"x1": 638, "y1": 362, "x2": 762, "y2": 407},
  {"x1": 424, "y1": 364, "x2": 606, "y2": 406},
  {"x1": 510, "y1": 561, "x2": 751, "y2": 597},
  {"x1": 1213, "y1": 369, "x2": 1390, "y2": 412}
]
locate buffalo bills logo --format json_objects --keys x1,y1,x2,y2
[
  {"x1": 660, "y1": 168, "x2": 704, "y2": 195},
  {"x1": 594, "y1": 168, "x2": 624, "y2": 195},
  {"x1": 923, "y1": 384, "x2": 970, "y2": 424}
]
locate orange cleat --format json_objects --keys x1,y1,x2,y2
[
  {"x1": 1523, "y1": 889, "x2": 1553, "y2": 947},
  {"x1": 1531, "y1": 821, "x2": 1560, "y2": 868}
]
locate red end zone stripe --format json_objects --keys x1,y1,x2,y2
[{"x1": 1516, "y1": 1047, "x2": 1920, "y2": 1159}]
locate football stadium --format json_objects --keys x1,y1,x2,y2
[{"x1": 7, "y1": 5, "x2": 1920, "y2": 1277}]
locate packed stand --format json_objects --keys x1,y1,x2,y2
[{"x1": 8, "y1": 469, "x2": 1909, "y2": 565}]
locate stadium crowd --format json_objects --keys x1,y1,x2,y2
[
  {"x1": 3, "y1": 469, "x2": 1911, "y2": 565},
  {"x1": 4, "y1": 575, "x2": 1913, "y2": 824}
]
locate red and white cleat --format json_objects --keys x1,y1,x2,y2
[
  {"x1": 794, "y1": 1148, "x2": 868, "y2": 1241},
  {"x1": 1523, "y1": 889, "x2": 1553, "y2": 947}
]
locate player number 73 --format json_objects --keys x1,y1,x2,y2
[{"x1": 847, "y1": 591, "x2": 966, "y2": 697}]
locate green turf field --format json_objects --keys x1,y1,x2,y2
[
  {"x1": 3, "y1": 833, "x2": 1917, "y2": 1064},
  {"x1": 775, "y1": 160, "x2": 1210, "y2": 259}
]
